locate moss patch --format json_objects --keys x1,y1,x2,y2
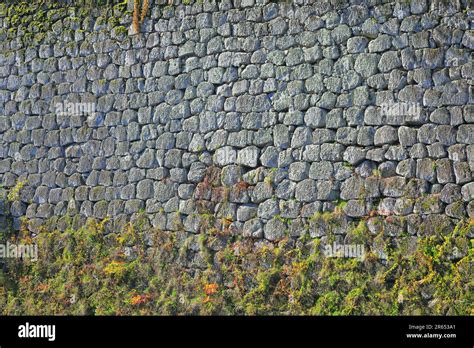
[{"x1": 0, "y1": 216, "x2": 472, "y2": 315}]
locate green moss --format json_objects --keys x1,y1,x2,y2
[
  {"x1": 371, "y1": 169, "x2": 382, "y2": 177},
  {"x1": 28, "y1": 21, "x2": 44, "y2": 33},
  {"x1": 0, "y1": 4, "x2": 7, "y2": 17},
  {"x1": 419, "y1": 194, "x2": 440, "y2": 212},
  {"x1": 7, "y1": 179, "x2": 27, "y2": 203},
  {"x1": 32, "y1": 32, "x2": 46, "y2": 45},
  {"x1": 0, "y1": 28, "x2": 7, "y2": 41},
  {"x1": 113, "y1": 0, "x2": 129, "y2": 12},
  {"x1": 342, "y1": 161, "x2": 353, "y2": 169},
  {"x1": 77, "y1": 7, "x2": 89, "y2": 18},
  {"x1": 10, "y1": 14, "x2": 20, "y2": 26},
  {"x1": 1, "y1": 216, "x2": 471, "y2": 315},
  {"x1": 346, "y1": 220, "x2": 369, "y2": 244},
  {"x1": 96, "y1": 16, "x2": 106, "y2": 26},
  {"x1": 108, "y1": 17, "x2": 120, "y2": 28},
  {"x1": 46, "y1": 9, "x2": 59, "y2": 22},
  {"x1": 97, "y1": 79, "x2": 107, "y2": 87},
  {"x1": 114, "y1": 25, "x2": 128, "y2": 36}
]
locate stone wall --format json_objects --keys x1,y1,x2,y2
[{"x1": 0, "y1": 0, "x2": 472, "y2": 244}]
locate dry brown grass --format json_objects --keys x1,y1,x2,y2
[
  {"x1": 140, "y1": 0, "x2": 149, "y2": 23},
  {"x1": 132, "y1": 0, "x2": 140, "y2": 34}
]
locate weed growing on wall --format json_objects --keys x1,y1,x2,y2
[{"x1": 0, "y1": 216, "x2": 472, "y2": 315}]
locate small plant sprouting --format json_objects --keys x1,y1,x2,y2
[
  {"x1": 7, "y1": 180, "x2": 27, "y2": 203},
  {"x1": 371, "y1": 168, "x2": 382, "y2": 177}
]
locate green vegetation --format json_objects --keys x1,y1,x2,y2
[
  {"x1": 6, "y1": 179, "x2": 26, "y2": 203},
  {"x1": 0, "y1": 213, "x2": 471, "y2": 315},
  {"x1": 1, "y1": 0, "x2": 132, "y2": 47}
]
